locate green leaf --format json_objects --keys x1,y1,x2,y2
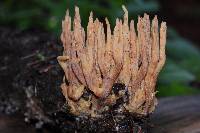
[
  {"x1": 127, "y1": 0, "x2": 159, "y2": 14},
  {"x1": 159, "y1": 59, "x2": 195, "y2": 84},
  {"x1": 157, "y1": 83, "x2": 200, "y2": 97},
  {"x1": 167, "y1": 38, "x2": 200, "y2": 60}
]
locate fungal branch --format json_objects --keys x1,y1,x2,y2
[{"x1": 58, "y1": 6, "x2": 167, "y2": 116}]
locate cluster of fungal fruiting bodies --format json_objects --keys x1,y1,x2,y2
[{"x1": 58, "y1": 6, "x2": 167, "y2": 117}]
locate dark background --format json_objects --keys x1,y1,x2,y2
[{"x1": 0, "y1": 0, "x2": 200, "y2": 97}]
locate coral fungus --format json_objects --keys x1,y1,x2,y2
[{"x1": 58, "y1": 6, "x2": 167, "y2": 117}]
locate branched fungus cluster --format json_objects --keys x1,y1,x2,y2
[{"x1": 58, "y1": 6, "x2": 167, "y2": 117}]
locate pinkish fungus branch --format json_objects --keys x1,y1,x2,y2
[{"x1": 58, "y1": 5, "x2": 167, "y2": 116}]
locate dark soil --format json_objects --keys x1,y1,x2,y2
[{"x1": 0, "y1": 27, "x2": 149, "y2": 133}]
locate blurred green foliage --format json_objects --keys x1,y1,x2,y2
[
  {"x1": 0, "y1": 0, "x2": 200, "y2": 97},
  {"x1": 0, "y1": 0, "x2": 159, "y2": 34},
  {"x1": 158, "y1": 28, "x2": 200, "y2": 96}
]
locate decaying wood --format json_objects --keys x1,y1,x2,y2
[
  {"x1": 58, "y1": 6, "x2": 167, "y2": 116},
  {"x1": 151, "y1": 95, "x2": 200, "y2": 133}
]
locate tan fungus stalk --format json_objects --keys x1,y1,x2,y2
[{"x1": 58, "y1": 6, "x2": 167, "y2": 116}]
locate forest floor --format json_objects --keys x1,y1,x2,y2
[
  {"x1": 1, "y1": 27, "x2": 199, "y2": 133},
  {"x1": 0, "y1": 27, "x2": 151, "y2": 133}
]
